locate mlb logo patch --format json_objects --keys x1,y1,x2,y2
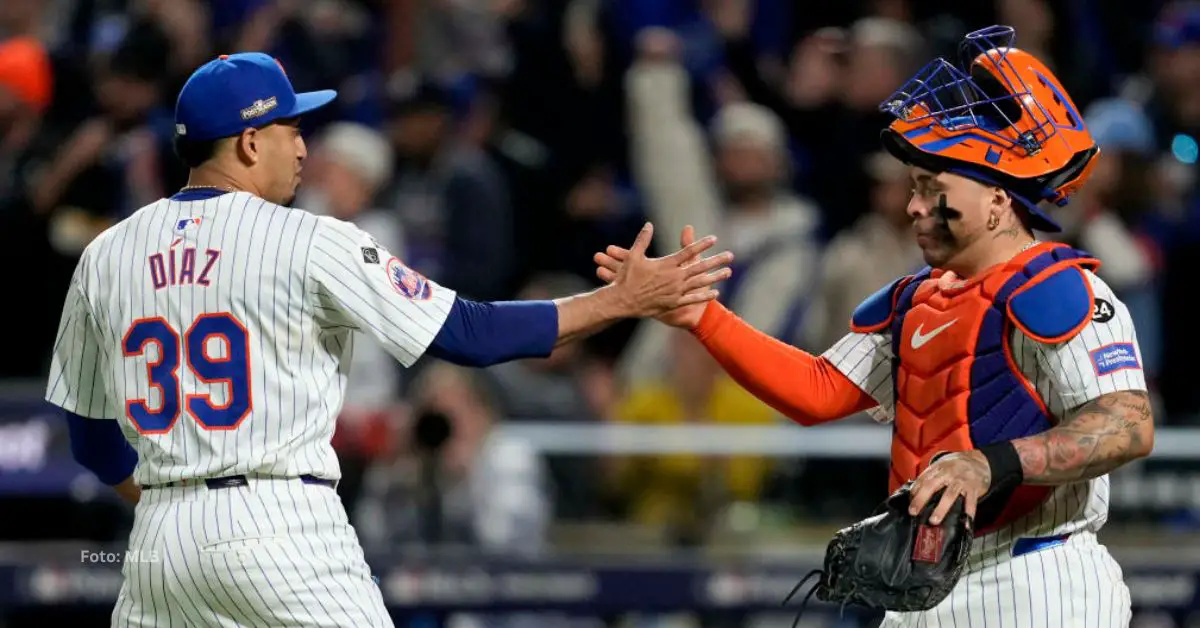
[
  {"x1": 1089, "y1": 342, "x2": 1140, "y2": 376},
  {"x1": 385, "y1": 257, "x2": 431, "y2": 300},
  {"x1": 176, "y1": 217, "x2": 202, "y2": 232}
]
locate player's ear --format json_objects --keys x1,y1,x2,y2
[
  {"x1": 989, "y1": 186, "x2": 1011, "y2": 216},
  {"x1": 235, "y1": 128, "x2": 260, "y2": 166}
]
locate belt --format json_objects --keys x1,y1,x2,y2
[
  {"x1": 1011, "y1": 533, "x2": 1070, "y2": 557},
  {"x1": 141, "y1": 474, "x2": 337, "y2": 490}
]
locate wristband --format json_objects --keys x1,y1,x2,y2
[{"x1": 978, "y1": 440, "x2": 1024, "y2": 499}]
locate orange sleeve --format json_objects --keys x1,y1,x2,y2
[{"x1": 691, "y1": 302, "x2": 878, "y2": 426}]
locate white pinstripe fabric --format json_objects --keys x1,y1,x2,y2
[
  {"x1": 114, "y1": 478, "x2": 393, "y2": 627},
  {"x1": 824, "y1": 270, "x2": 1141, "y2": 627},
  {"x1": 44, "y1": 192, "x2": 451, "y2": 626},
  {"x1": 877, "y1": 531, "x2": 1132, "y2": 628},
  {"x1": 45, "y1": 192, "x2": 454, "y2": 485}
]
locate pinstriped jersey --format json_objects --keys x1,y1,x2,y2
[
  {"x1": 45, "y1": 191, "x2": 455, "y2": 485},
  {"x1": 824, "y1": 269, "x2": 1144, "y2": 556}
]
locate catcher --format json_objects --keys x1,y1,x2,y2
[{"x1": 597, "y1": 25, "x2": 1152, "y2": 626}]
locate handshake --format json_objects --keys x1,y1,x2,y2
[{"x1": 587, "y1": 223, "x2": 731, "y2": 330}]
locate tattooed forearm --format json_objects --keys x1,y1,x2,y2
[{"x1": 1011, "y1": 390, "x2": 1154, "y2": 485}]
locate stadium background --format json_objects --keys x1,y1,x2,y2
[{"x1": 1, "y1": 0, "x2": 1199, "y2": 626}]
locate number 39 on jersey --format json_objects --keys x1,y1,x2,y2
[{"x1": 123, "y1": 312, "x2": 253, "y2": 435}]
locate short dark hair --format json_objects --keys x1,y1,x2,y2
[{"x1": 172, "y1": 134, "x2": 220, "y2": 169}]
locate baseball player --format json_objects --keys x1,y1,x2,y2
[
  {"x1": 45, "y1": 52, "x2": 732, "y2": 628},
  {"x1": 596, "y1": 26, "x2": 1152, "y2": 627}
]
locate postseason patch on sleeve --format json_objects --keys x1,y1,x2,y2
[{"x1": 1089, "y1": 342, "x2": 1140, "y2": 376}]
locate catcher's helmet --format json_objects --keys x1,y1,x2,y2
[{"x1": 879, "y1": 26, "x2": 1099, "y2": 232}]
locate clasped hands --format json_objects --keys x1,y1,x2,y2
[{"x1": 596, "y1": 224, "x2": 726, "y2": 329}]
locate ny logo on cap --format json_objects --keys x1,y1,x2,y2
[{"x1": 241, "y1": 96, "x2": 278, "y2": 121}]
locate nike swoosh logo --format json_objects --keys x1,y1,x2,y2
[{"x1": 911, "y1": 319, "x2": 958, "y2": 350}]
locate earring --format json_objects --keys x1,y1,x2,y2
[{"x1": 987, "y1": 213, "x2": 1000, "y2": 230}]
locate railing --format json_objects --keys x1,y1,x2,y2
[{"x1": 497, "y1": 422, "x2": 1200, "y2": 459}]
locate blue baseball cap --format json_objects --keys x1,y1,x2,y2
[{"x1": 174, "y1": 52, "x2": 337, "y2": 142}]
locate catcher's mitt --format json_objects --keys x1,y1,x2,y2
[{"x1": 784, "y1": 482, "x2": 973, "y2": 621}]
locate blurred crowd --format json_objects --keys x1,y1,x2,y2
[{"x1": 2, "y1": 0, "x2": 1200, "y2": 554}]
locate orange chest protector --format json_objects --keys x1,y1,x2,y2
[{"x1": 850, "y1": 242, "x2": 1101, "y2": 534}]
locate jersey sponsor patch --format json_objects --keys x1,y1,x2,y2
[
  {"x1": 1092, "y1": 298, "x2": 1115, "y2": 323},
  {"x1": 913, "y1": 524, "x2": 944, "y2": 563},
  {"x1": 361, "y1": 247, "x2": 379, "y2": 264},
  {"x1": 385, "y1": 257, "x2": 431, "y2": 300},
  {"x1": 1089, "y1": 342, "x2": 1140, "y2": 376}
]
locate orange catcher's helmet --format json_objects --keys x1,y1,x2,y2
[{"x1": 879, "y1": 26, "x2": 1099, "y2": 232}]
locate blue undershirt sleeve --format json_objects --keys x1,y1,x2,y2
[
  {"x1": 426, "y1": 297, "x2": 559, "y2": 367},
  {"x1": 65, "y1": 411, "x2": 138, "y2": 486}
]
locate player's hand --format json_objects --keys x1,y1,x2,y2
[
  {"x1": 604, "y1": 223, "x2": 733, "y2": 319},
  {"x1": 114, "y1": 476, "x2": 142, "y2": 505},
  {"x1": 595, "y1": 225, "x2": 725, "y2": 329},
  {"x1": 907, "y1": 450, "x2": 992, "y2": 525}
]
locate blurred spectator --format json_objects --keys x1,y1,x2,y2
[
  {"x1": 131, "y1": 0, "x2": 211, "y2": 77},
  {"x1": 995, "y1": 0, "x2": 1056, "y2": 70},
  {"x1": 823, "y1": 16, "x2": 925, "y2": 233},
  {"x1": 714, "y1": 15, "x2": 845, "y2": 218},
  {"x1": 619, "y1": 27, "x2": 822, "y2": 386},
  {"x1": 29, "y1": 16, "x2": 172, "y2": 237},
  {"x1": 715, "y1": 11, "x2": 924, "y2": 235},
  {"x1": 0, "y1": 36, "x2": 52, "y2": 203},
  {"x1": 208, "y1": 0, "x2": 291, "y2": 54},
  {"x1": 485, "y1": 0, "x2": 636, "y2": 289},
  {"x1": 355, "y1": 360, "x2": 551, "y2": 554},
  {"x1": 497, "y1": 0, "x2": 626, "y2": 209},
  {"x1": 381, "y1": 78, "x2": 518, "y2": 300},
  {"x1": 410, "y1": 0, "x2": 515, "y2": 82},
  {"x1": 608, "y1": 329, "x2": 776, "y2": 546},
  {"x1": 1057, "y1": 98, "x2": 1165, "y2": 384},
  {"x1": 840, "y1": 17, "x2": 924, "y2": 114},
  {"x1": 300, "y1": 121, "x2": 409, "y2": 518},
  {"x1": 1129, "y1": 1, "x2": 1200, "y2": 416},
  {"x1": 0, "y1": 35, "x2": 59, "y2": 379},
  {"x1": 800, "y1": 151, "x2": 922, "y2": 352},
  {"x1": 482, "y1": 272, "x2": 612, "y2": 520},
  {"x1": 552, "y1": 159, "x2": 649, "y2": 292},
  {"x1": 1140, "y1": 1, "x2": 1200, "y2": 148},
  {"x1": 302, "y1": 121, "x2": 400, "y2": 234}
]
